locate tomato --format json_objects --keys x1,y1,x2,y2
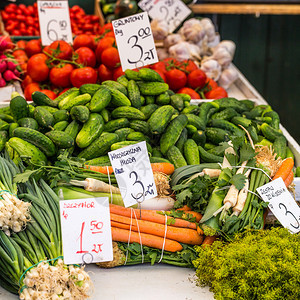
[
  {"x1": 58, "y1": 87, "x2": 71, "y2": 96},
  {"x1": 151, "y1": 61, "x2": 167, "y2": 74},
  {"x1": 21, "y1": 75, "x2": 35, "y2": 90},
  {"x1": 70, "y1": 67, "x2": 97, "y2": 88},
  {"x1": 177, "y1": 87, "x2": 201, "y2": 99},
  {"x1": 181, "y1": 59, "x2": 198, "y2": 74},
  {"x1": 27, "y1": 53, "x2": 49, "y2": 82},
  {"x1": 75, "y1": 47, "x2": 96, "y2": 68},
  {"x1": 98, "y1": 64, "x2": 113, "y2": 82},
  {"x1": 101, "y1": 47, "x2": 120, "y2": 69},
  {"x1": 112, "y1": 66, "x2": 125, "y2": 81},
  {"x1": 16, "y1": 40, "x2": 27, "y2": 49},
  {"x1": 24, "y1": 83, "x2": 41, "y2": 101},
  {"x1": 187, "y1": 69, "x2": 207, "y2": 90},
  {"x1": 206, "y1": 78, "x2": 218, "y2": 91},
  {"x1": 40, "y1": 89, "x2": 57, "y2": 100},
  {"x1": 95, "y1": 37, "x2": 115, "y2": 63},
  {"x1": 46, "y1": 40, "x2": 73, "y2": 60},
  {"x1": 13, "y1": 49, "x2": 27, "y2": 58},
  {"x1": 73, "y1": 34, "x2": 94, "y2": 50},
  {"x1": 205, "y1": 87, "x2": 228, "y2": 99},
  {"x1": 24, "y1": 39, "x2": 42, "y2": 57},
  {"x1": 49, "y1": 63, "x2": 74, "y2": 88},
  {"x1": 100, "y1": 23, "x2": 113, "y2": 34},
  {"x1": 165, "y1": 69, "x2": 187, "y2": 91},
  {"x1": 105, "y1": 31, "x2": 115, "y2": 38}
]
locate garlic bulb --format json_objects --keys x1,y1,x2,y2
[
  {"x1": 157, "y1": 48, "x2": 169, "y2": 61},
  {"x1": 196, "y1": 35, "x2": 209, "y2": 56},
  {"x1": 180, "y1": 19, "x2": 206, "y2": 44},
  {"x1": 200, "y1": 59, "x2": 222, "y2": 81},
  {"x1": 207, "y1": 33, "x2": 220, "y2": 48},
  {"x1": 151, "y1": 19, "x2": 169, "y2": 41},
  {"x1": 164, "y1": 34, "x2": 183, "y2": 49},
  {"x1": 169, "y1": 42, "x2": 201, "y2": 61},
  {"x1": 214, "y1": 40, "x2": 236, "y2": 58},
  {"x1": 218, "y1": 68, "x2": 239, "y2": 89},
  {"x1": 200, "y1": 18, "x2": 216, "y2": 42},
  {"x1": 211, "y1": 47, "x2": 233, "y2": 68}
]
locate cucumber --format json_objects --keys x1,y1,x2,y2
[
  {"x1": 0, "y1": 131, "x2": 8, "y2": 152},
  {"x1": 175, "y1": 128, "x2": 188, "y2": 154},
  {"x1": 78, "y1": 133, "x2": 119, "y2": 160},
  {"x1": 117, "y1": 75, "x2": 129, "y2": 88},
  {"x1": 137, "y1": 82, "x2": 169, "y2": 96},
  {"x1": 105, "y1": 86, "x2": 131, "y2": 107},
  {"x1": 111, "y1": 141, "x2": 152, "y2": 153},
  {"x1": 167, "y1": 146, "x2": 187, "y2": 169},
  {"x1": 160, "y1": 114, "x2": 188, "y2": 155},
  {"x1": 85, "y1": 155, "x2": 111, "y2": 166},
  {"x1": 9, "y1": 123, "x2": 19, "y2": 138},
  {"x1": 156, "y1": 92, "x2": 170, "y2": 106},
  {"x1": 53, "y1": 110, "x2": 69, "y2": 123},
  {"x1": 140, "y1": 104, "x2": 158, "y2": 119},
  {"x1": 104, "y1": 118, "x2": 130, "y2": 132},
  {"x1": 102, "y1": 80, "x2": 128, "y2": 96},
  {"x1": 100, "y1": 108, "x2": 111, "y2": 123},
  {"x1": 115, "y1": 128, "x2": 133, "y2": 141},
  {"x1": 8, "y1": 137, "x2": 47, "y2": 164},
  {"x1": 125, "y1": 69, "x2": 140, "y2": 81},
  {"x1": 111, "y1": 106, "x2": 146, "y2": 120},
  {"x1": 62, "y1": 120, "x2": 80, "y2": 156},
  {"x1": 273, "y1": 135, "x2": 287, "y2": 159},
  {"x1": 240, "y1": 99, "x2": 255, "y2": 110},
  {"x1": 204, "y1": 143, "x2": 216, "y2": 151},
  {"x1": 89, "y1": 87, "x2": 111, "y2": 113},
  {"x1": 205, "y1": 127, "x2": 231, "y2": 144},
  {"x1": 170, "y1": 95, "x2": 184, "y2": 111},
  {"x1": 32, "y1": 91, "x2": 58, "y2": 107},
  {"x1": 186, "y1": 114, "x2": 205, "y2": 130},
  {"x1": 192, "y1": 130, "x2": 206, "y2": 146},
  {"x1": 181, "y1": 106, "x2": 199, "y2": 115},
  {"x1": 264, "y1": 111, "x2": 280, "y2": 130},
  {"x1": 138, "y1": 68, "x2": 164, "y2": 82},
  {"x1": 13, "y1": 127, "x2": 56, "y2": 157},
  {"x1": 148, "y1": 105, "x2": 174, "y2": 135},
  {"x1": 0, "y1": 113, "x2": 14, "y2": 123},
  {"x1": 140, "y1": 95, "x2": 145, "y2": 106},
  {"x1": 286, "y1": 147, "x2": 294, "y2": 160},
  {"x1": 231, "y1": 116, "x2": 252, "y2": 127},
  {"x1": 79, "y1": 83, "x2": 102, "y2": 96},
  {"x1": 130, "y1": 120, "x2": 150, "y2": 135},
  {"x1": 28, "y1": 105, "x2": 35, "y2": 118},
  {"x1": 198, "y1": 101, "x2": 219, "y2": 128},
  {"x1": 76, "y1": 113, "x2": 104, "y2": 148},
  {"x1": 178, "y1": 94, "x2": 191, "y2": 102},
  {"x1": 208, "y1": 119, "x2": 244, "y2": 137},
  {"x1": 10, "y1": 95, "x2": 29, "y2": 121},
  {"x1": 46, "y1": 131, "x2": 74, "y2": 149},
  {"x1": 70, "y1": 106, "x2": 90, "y2": 123},
  {"x1": 214, "y1": 98, "x2": 248, "y2": 113},
  {"x1": 58, "y1": 89, "x2": 80, "y2": 109},
  {"x1": 257, "y1": 138, "x2": 273, "y2": 147},
  {"x1": 0, "y1": 119, "x2": 9, "y2": 131},
  {"x1": 39, "y1": 106, "x2": 59, "y2": 114},
  {"x1": 60, "y1": 93, "x2": 91, "y2": 111},
  {"x1": 34, "y1": 106, "x2": 54, "y2": 128},
  {"x1": 243, "y1": 105, "x2": 270, "y2": 119},
  {"x1": 260, "y1": 123, "x2": 283, "y2": 142},
  {"x1": 184, "y1": 139, "x2": 200, "y2": 165},
  {"x1": 152, "y1": 148, "x2": 163, "y2": 158},
  {"x1": 18, "y1": 117, "x2": 38, "y2": 130},
  {"x1": 247, "y1": 125, "x2": 259, "y2": 143},
  {"x1": 53, "y1": 120, "x2": 69, "y2": 131},
  {"x1": 127, "y1": 132, "x2": 150, "y2": 143},
  {"x1": 186, "y1": 124, "x2": 198, "y2": 136},
  {"x1": 198, "y1": 146, "x2": 223, "y2": 163},
  {"x1": 127, "y1": 80, "x2": 141, "y2": 108},
  {"x1": 145, "y1": 96, "x2": 155, "y2": 105},
  {"x1": 210, "y1": 107, "x2": 239, "y2": 121},
  {"x1": 150, "y1": 157, "x2": 171, "y2": 164}
]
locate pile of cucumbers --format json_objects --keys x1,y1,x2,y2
[{"x1": 0, "y1": 67, "x2": 291, "y2": 168}]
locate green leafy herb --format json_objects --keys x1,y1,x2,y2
[{"x1": 230, "y1": 173, "x2": 247, "y2": 190}]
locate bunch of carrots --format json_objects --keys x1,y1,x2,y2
[
  {"x1": 272, "y1": 157, "x2": 294, "y2": 187},
  {"x1": 109, "y1": 204, "x2": 206, "y2": 252}
]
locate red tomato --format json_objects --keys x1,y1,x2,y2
[
  {"x1": 21, "y1": 75, "x2": 35, "y2": 90},
  {"x1": 25, "y1": 39, "x2": 42, "y2": 57},
  {"x1": 104, "y1": 31, "x2": 115, "y2": 38},
  {"x1": 16, "y1": 40, "x2": 27, "y2": 49},
  {"x1": 27, "y1": 53, "x2": 49, "y2": 82},
  {"x1": 75, "y1": 47, "x2": 96, "y2": 68},
  {"x1": 100, "y1": 23, "x2": 113, "y2": 34},
  {"x1": 165, "y1": 69, "x2": 187, "y2": 91},
  {"x1": 206, "y1": 78, "x2": 218, "y2": 90},
  {"x1": 112, "y1": 66, "x2": 125, "y2": 81},
  {"x1": 101, "y1": 47, "x2": 120, "y2": 69},
  {"x1": 40, "y1": 89, "x2": 57, "y2": 100},
  {"x1": 98, "y1": 64, "x2": 113, "y2": 82},
  {"x1": 24, "y1": 83, "x2": 41, "y2": 101},
  {"x1": 151, "y1": 61, "x2": 167, "y2": 74},
  {"x1": 181, "y1": 59, "x2": 198, "y2": 74},
  {"x1": 188, "y1": 69, "x2": 207, "y2": 90},
  {"x1": 13, "y1": 49, "x2": 27, "y2": 58},
  {"x1": 95, "y1": 37, "x2": 115, "y2": 63},
  {"x1": 177, "y1": 87, "x2": 201, "y2": 99},
  {"x1": 58, "y1": 87, "x2": 71, "y2": 96},
  {"x1": 46, "y1": 40, "x2": 73, "y2": 60},
  {"x1": 49, "y1": 63, "x2": 74, "y2": 88},
  {"x1": 73, "y1": 34, "x2": 95, "y2": 50},
  {"x1": 205, "y1": 86, "x2": 228, "y2": 99},
  {"x1": 70, "y1": 67, "x2": 97, "y2": 88}
]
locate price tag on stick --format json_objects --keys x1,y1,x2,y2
[
  {"x1": 112, "y1": 12, "x2": 158, "y2": 71},
  {"x1": 257, "y1": 178, "x2": 300, "y2": 233},
  {"x1": 138, "y1": 0, "x2": 191, "y2": 33},
  {"x1": 37, "y1": 0, "x2": 73, "y2": 46},
  {"x1": 60, "y1": 197, "x2": 113, "y2": 265},
  {"x1": 108, "y1": 141, "x2": 157, "y2": 207}
]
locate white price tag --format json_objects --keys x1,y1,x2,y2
[
  {"x1": 138, "y1": 0, "x2": 191, "y2": 33},
  {"x1": 108, "y1": 141, "x2": 157, "y2": 207},
  {"x1": 112, "y1": 12, "x2": 158, "y2": 71},
  {"x1": 59, "y1": 197, "x2": 113, "y2": 265},
  {"x1": 257, "y1": 178, "x2": 300, "y2": 233},
  {"x1": 37, "y1": 0, "x2": 73, "y2": 46}
]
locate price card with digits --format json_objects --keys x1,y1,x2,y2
[
  {"x1": 108, "y1": 141, "x2": 157, "y2": 207},
  {"x1": 112, "y1": 12, "x2": 158, "y2": 71},
  {"x1": 37, "y1": 0, "x2": 73, "y2": 45},
  {"x1": 60, "y1": 197, "x2": 113, "y2": 265},
  {"x1": 257, "y1": 178, "x2": 300, "y2": 233},
  {"x1": 138, "y1": 0, "x2": 191, "y2": 33}
]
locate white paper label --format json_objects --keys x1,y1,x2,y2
[
  {"x1": 257, "y1": 178, "x2": 300, "y2": 233},
  {"x1": 112, "y1": 12, "x2": 158, "y2": 71},
  {"x1": 60, "y1": 198, "x2": 113, "y2": 264},
  {"x1": 138, "y1": 0, "x2": 191, "y2": 33},
  {"x1": 108, "y1": 141, "x2": 157, "y2": 207},
  {"x1": 37, "y1": 0, "x2": 73, "y2": 46}
]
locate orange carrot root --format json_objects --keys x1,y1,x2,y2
[
  {"x1": 272, "y1": 157, "x2": 294, "y2": 181},
  {"x1": 151, "y1": 163, "x2": 175, "y2": 175},
  {"x1": 84, "y1": 165, "x2": 114, "y2": 175},
  {"x1": 284, "y1": 170, "x2": 294, "y2": 187},
  {"x1": 202, "y1": 235, "x2": 217, "y2": 247},
  {"x1": 176, "y1": 205, "x2": 192, "y2": 211}
]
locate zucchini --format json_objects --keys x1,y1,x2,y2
[
  {"x1": 167, "y1": 146, "x2": 187, "y2": 169},
  {"x1": 148, "y1": 105, "x2": 174, "y2": 135},
  {"x1": 59, "y1": 93, "x2": 91, "y2": 111},
  {"x1": 205, "y1": 127, "x2": 231, "y2": 144},
  {"x1": 102, "y1": 80, "x2": 128, "y2": 96},
  {"x1": 18, "y1": 117, "x2": 38, "y2": 130},
  {"x1": 111, "y1": 106, "x2": 146, "y2": 120},
  {"x1": 140, "y1": 104, "x2": 158, "y2": 119},
  {"x1": 198, "y1": 146, "x2": 223, "y2": 163},
  {"x1": 34, "y1": 106, "x2": 54, "y2": 128},
  {"x1": 32, "y1": 91, "x2": 58, "y2": 107},
  {"x1": 184, "y1": 139, "x2": 200, "y2": 165},
  {"x1": 79, "y1": 83, "x2": 102, "y2": 96},
  {"x1": 127, "y1": 80, "x2": 141, "y2": 108},
  {"x1": 89, "y1": 87, "x2": 111, "y2": 113},
  {"x1": 70, "y1": 106, "x2": 90, "y2": 123},
  {"x1": 137, "y1": 82, "x2": 169, "y2": 96},
  {"x1": 104, "y1": 118, "x2": 130, "y2": 132},
  {"x1": 138, "y1": 68, "x2": 164, "y2": 82},
  {"x1": 46, "y1": 131, "x2": 74, "y2": 149},
  {"x1": 10, "y1": 95, "x2": 29, "y2": 121},
  {"x1": 53, "y1": 110, "x2": 69, "y2": 123}
]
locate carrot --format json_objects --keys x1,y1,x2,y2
[
  {"x1": 111, "y1": 221, "x2": 131, "y2": 230},
  {"x1": 111, "y1": 227, "x2": 183, "y2": 252},
  {"x1": 202, "y1": 235, "x2": 217, "y2": 247},
  {"x1": 284, "y1": 170, "x2": 294, "y2": 187},
  {"x1": 110, "y1": 204, "x2": 197, "y2": 229},
  {"x1": 151, "y1": 163, "x2": 175, "y2": 175},
  {"x1": 197, "y1": 226, "x2": 204, "y2": 236},
  {"x1": 272, "y1": 157, "x2": 294, "y2": 181},
  {"x1": 84, "y1": 165, "x2": 114, "y2": 175},
  {"x1": 176, "y1": 205, "x2": 192, "y2": 211},
  {"x1": 110, "y1": 213, "x2": 203, "y2": 245}
]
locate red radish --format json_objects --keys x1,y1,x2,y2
[
  {"x1": 13, "y1": 69, "x2": 20, "y2": 77},
  {"x1": 0, "y1": 36, "x2": 9, "y2": 51},
  {"x1": 0, "y1": 74, "x2": 6, "y2": 87},
  {"x1": 3, "y1": 69, "x2": 21, "y2": 81},
  {"x1": 7, "y1": 61, "x2": 17, "y2": 71},
  {"x1": 0, "y1": 60, "x2": 7, "y2": 73}
]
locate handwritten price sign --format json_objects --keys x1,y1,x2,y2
[
  {"x1": 60, "y1": 198, "x2": 113, "y2": 264},
  {"x1": 108, "y1": 141, "x2": 157, "y2": 207},
  {"x1": 37, "y1": 0, "x2": 73, "y2": 45},
  {"x1": 112, "y1": 12, "x2": 158, "y2": 71},
  {"x1": 257, "y1": 178, "x2": 300, "y2": 233},
  {"x1": 138, "y1": 0, "x2": 191, "y2": 33}
]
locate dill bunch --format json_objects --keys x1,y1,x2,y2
[{"x1": 193, "y1": 227, "x2": 300, "y2": 300}]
